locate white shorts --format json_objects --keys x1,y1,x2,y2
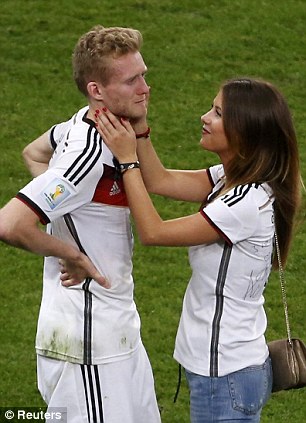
[{"x1": 37, "y1": 342, "x2": 161, "y2": 423}]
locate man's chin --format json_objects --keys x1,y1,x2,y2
[{"x1": 115, "y1": 104, "x2": 147, "y2": 121}]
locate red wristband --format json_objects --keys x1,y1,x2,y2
[{"x1": 135, "y1": 127, "x2": 151, "y2": 139}]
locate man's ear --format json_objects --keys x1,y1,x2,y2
[{"x1": 87, "y1": 81, "x2": 104, "y2": 100}]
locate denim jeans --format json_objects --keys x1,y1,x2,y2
[{"x1": 185, "y1": 357, "x2": 272, "y2": 422}]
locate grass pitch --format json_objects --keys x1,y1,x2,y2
[{"x1": 1, "y1": 1, "x2": 306, "y2": 421}]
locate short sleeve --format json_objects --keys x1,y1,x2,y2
[
  {"x1": 201, "y1": 184, "x2": 261, "y2": 244},
  {"x1": 48, "y1": 106, "x2": 89, "y2": 150},
  {"x1": 207, "y1": 164, "x2": 224, "y2": 186},
  {"x1": 17, "y1": 121, "x2": 103, "y2": 224}
]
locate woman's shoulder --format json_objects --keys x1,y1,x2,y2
[{"x1": 220, "y1": 182, "x2": 273, "y2": 210}]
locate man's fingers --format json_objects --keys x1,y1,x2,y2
[
  {"x1": 61, "y1": 275, "x2": 110, "y2": 289},
  {"x1": 95, "y1": 274, "x2": 111, "y2": 289},
  {"x1": 61, "y1": 278, "x2": 80, "y2": 287},
  {"x1": 60, "y1": 271, "x2": 72, "y2": 281}
]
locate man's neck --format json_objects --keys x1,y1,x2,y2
[{"x1": 86, "y1": 107, "x2": 97, "y2": 122}]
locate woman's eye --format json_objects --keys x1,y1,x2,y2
[{"x1": 215, "y1": 106, "x2": 222, "y2": 117}]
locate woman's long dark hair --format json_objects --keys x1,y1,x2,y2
[{"x1": 221, "y1": 78, "x2": 301, "y2": 268}]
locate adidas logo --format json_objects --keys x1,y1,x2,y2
[{"x1": 110, "y1": 181, "x2": 121, "y2": 196}]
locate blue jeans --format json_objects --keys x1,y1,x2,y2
[{"x1": 185, "y1": 357, "x2": 272, "y2": 422}]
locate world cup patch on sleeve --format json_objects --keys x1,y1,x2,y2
[{"x1": 40, "y1": 178, "x2": 71, "y2": 210}]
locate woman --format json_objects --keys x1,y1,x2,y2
[{"x1": 94, "y1": 78, "x2": 302, "y2": 422}]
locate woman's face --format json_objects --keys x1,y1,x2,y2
[{"x1": 200, "y1": 90, "x2": 233, "y2": 165}]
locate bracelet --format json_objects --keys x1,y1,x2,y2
[
  {"x1": 119, "y1": 161, "x2": 140, "y2": 174},
  {"x1": 135, "y1": 127, "x2": 151, "y2": 139}
]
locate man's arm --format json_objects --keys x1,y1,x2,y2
[
  {"x1": 22, "y1": 131, "x2": 54, "y2": 177},
  {"x1": 0, "y1": 198, "x2": 109, "y2": 288}
]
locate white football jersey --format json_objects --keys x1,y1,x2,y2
[
  {"x1": 174, "y1": 164, "x2": 275, "y2": 377},
  {"x1": 17, "y1": 107, "x2": 140, "y2": 365}
]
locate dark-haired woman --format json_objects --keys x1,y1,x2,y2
[{"x1": 94, "y1": 78, "x2": 302, "y2": 422}]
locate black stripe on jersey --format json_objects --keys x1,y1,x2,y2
[
  {"x1": 206, "y1": 168, "x2": 215, "y2": 189},
  {"x1": 83, "y1": 279, "x2": 93, "y2": 365},
  {"x1": 64, "y1": 214, "x2": 86, "y2": 254},
  {"x1": 74, "y1": 132, "x2": 102, "y2": 185},
  {"x1": 222, "y1": 183, "x2": 259, "y2": 207},
  {"x1": 63, "y1": 127, "x2": 102, "y2": 186},
  {"x1": 72, "y1": 112, "x2": 78, "y2": 125},
  {"x1": 63, "y1": 214, "x2": 93, "y2": 364},
  {"x1": 210, "y1": 242, "x2": 232, "y2": 377},
  {"x1": 80, "y1": 365, "x2": 104, "y2": 423},
  {"x1": 16, "y1": 192, "x2": 50, "y2": 225},
  {"x1": 50, "y1": 126, "x2": 58, "y2": 150}
]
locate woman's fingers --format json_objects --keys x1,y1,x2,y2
[{"x1": 95, "y1": 108, "x2": 134, "y2": 136}]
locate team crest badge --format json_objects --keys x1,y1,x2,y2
[{"x1": 41, "y1": 178, "x2": 71, "y2": 210}]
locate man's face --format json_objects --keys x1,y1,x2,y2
[{"x1": 100, "y1": 51, "x2": 150, "y2": 119}]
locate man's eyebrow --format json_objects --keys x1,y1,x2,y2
[{"x1": 125, "y1": 69, "x2": 148, "y2": 82}]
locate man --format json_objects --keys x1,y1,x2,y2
[{"x1": 0, "y1": 26, "x2": 161, "y2": 423}]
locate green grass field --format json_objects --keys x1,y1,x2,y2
[{"x1": 1, "y1": 0, "x2": 306, "y2": 421}]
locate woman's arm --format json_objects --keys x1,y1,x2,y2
[
  {"x1": 95, "y1": 110, "x2": 220, "y2": 246},
  {"x1": 136, "y1": 137, "x2": 212, "y2": 202},
  {"x1": 96, "y1": 108, "x2": 213, "y2": 203},
  {"x1": 121, "y1": 166, "x2": 220, "y2": 246}
]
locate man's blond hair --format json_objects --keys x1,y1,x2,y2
[{"x1": 72, "y1": 25, "x2": 143, "y2": 96}]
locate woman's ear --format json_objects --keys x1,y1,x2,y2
[{"x1": 87, "y1": 81, "x2": 104, "y2": 100}]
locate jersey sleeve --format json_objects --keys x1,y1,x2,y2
[
  {"x1": 207, "y1": 164, "x2": 224, "y2": 186},
  {"x1": 48, "y1": 106, "x2": 89, "y2": 150},
  {"x1": 48, "y1": 122, "x2": 69, "y2": 150},
  {"x1": 201, "y1": 184, "x2": 261, "y2": 244},
  {"x1": 17, "y1": 123, "x2": 103, "y2": 224}
]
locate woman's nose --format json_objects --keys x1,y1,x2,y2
[{"x1": 201, "y1": 113, "x2": 209, "y2": 124}]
